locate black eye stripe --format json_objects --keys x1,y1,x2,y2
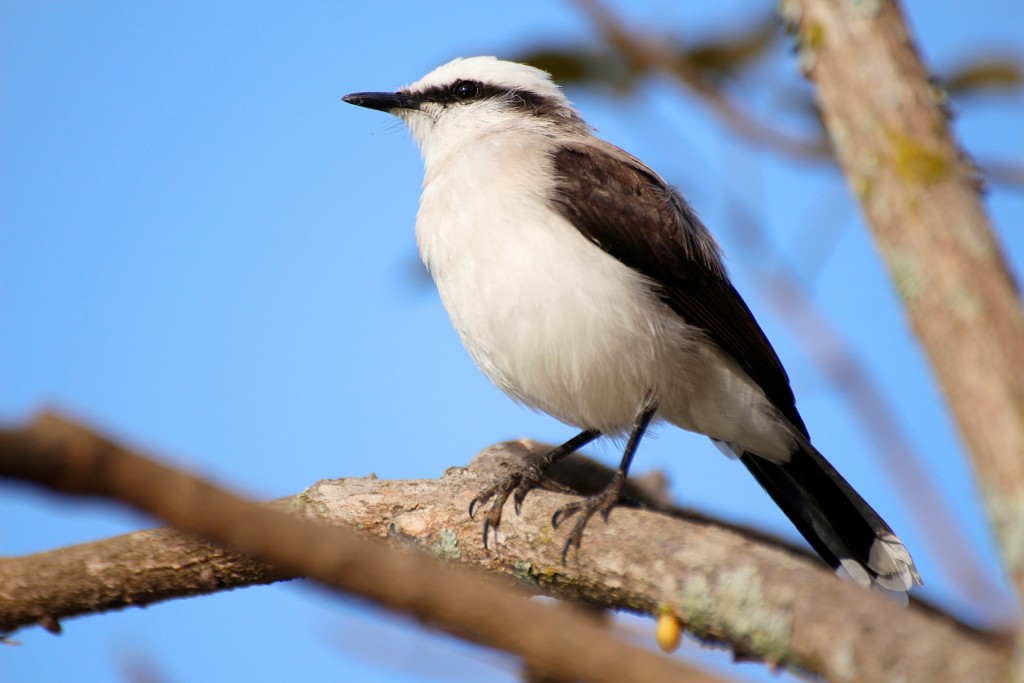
[{"x1": 413, "y1": 81, "x2": 561, "y2": 116}]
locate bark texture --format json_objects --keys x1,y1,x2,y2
[
  {"x1": 785, "y1": 0, "x2": 1024, "y2": 595},
  {"x1": 0, "y1": 528, "x2": 286, "y2": 633},
  {"x1": 0, "y1": 416, "x2": 1010, "y2": 682}
]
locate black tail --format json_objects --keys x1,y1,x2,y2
[{"x1": 737, "y1": 438, "x2": 920, "y2": 595}]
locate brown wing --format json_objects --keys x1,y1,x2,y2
[{"x1": 550, "y1": 141, "x2": 807, "y2": 436}]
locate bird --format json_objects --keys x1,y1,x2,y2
[{"x1": 343, "y1": 56, "x2": 920, "y2": 595}]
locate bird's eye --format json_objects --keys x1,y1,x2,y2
[{"x1": 452, "y1": 80, "x2": 479, "y2": 101}]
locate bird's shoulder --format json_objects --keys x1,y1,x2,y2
[{"x1": 548, "y1": 140, "x2": 725, "y2": 282}]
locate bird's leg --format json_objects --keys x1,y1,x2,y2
[
  {"x1": 552, "y1": 404, "x2": 657, "y2": 563},
  {"x1": 469, "y1": 429, "x2": 600, "y2": 547}
]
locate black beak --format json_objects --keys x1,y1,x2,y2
[{"x1": 342, "y1": 91, "x2": 421, "y2": 112}]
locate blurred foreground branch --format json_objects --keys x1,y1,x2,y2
[{"x1": 0, "y1": 413, "x2": 1009, "y2": 682}]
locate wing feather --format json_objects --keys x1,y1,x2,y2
[{"x1": 549, "y1": 142, "x2": 807, "y2": 436}]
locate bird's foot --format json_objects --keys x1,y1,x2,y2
[
  {"x1": 551, "y1": 483, "x2": 622, "y2": 564},
  {"x1": 468, "y1": 460, "x2": 546, "y2": 548}
]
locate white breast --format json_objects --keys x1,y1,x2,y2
[
  {"x1": 416, "y1": 134, "x2": 663, "y2": 433},
  {"x1": 414, "y1": 131, "x2": 789, "y2": 456}
]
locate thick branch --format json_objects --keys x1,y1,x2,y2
[
  {"x1": 0, "y1": 415, "x2": 1010, "y2": 682},
  {"x1": 0, "y1": 412, "x2": 727, "y2": 683},
  {"x1": 787, "y1": 0, "x2": 1024, "y2": 600},
  {"x1": 0, "y1": 528, "x2": 287, "y2": 633}
]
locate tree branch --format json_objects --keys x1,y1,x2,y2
[
  {"x1": 786, "y1": 0, "x2": 1024, "y2": 603},
  {"x1": 570, "y1": 0, "x2": 832, "y2": 161},
  {"x1": 0, "y1": 412, "x2": 729, "y2": 683},
  {"x1": 0, "y1": 413, "x2": 1010, "y2": 682},
  {"x1": 0, "y1": 530, "x2": 287, "y2": 634},
  {"x1": 561, "y1": 0, "x2": 1024, "y2": 192}
]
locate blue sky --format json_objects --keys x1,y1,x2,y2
[{"x1": 2, "y1": 1, "x2": 1023, "y2": 681}]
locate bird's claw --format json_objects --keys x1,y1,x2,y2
[
  {"x1": 551, "y1": 488, "x2": 621, "y2": 564},
  {"x1": 468, "y1": 463, "x2": 544, "y2": 548}
]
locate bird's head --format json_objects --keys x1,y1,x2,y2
[{"x1": 344, "y1": 56, "x2": 585, "y2": 161}]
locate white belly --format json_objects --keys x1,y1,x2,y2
[
  {"x1": 414, "y1": 138, "x2": 790, "y2": 456},
  {"x1": 417, "y1": 141, "x2": 669, "y2": 433}
]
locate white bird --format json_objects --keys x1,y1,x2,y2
[{"x1": 344, "y1": 56, "x2": 921, "y2": 595}]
